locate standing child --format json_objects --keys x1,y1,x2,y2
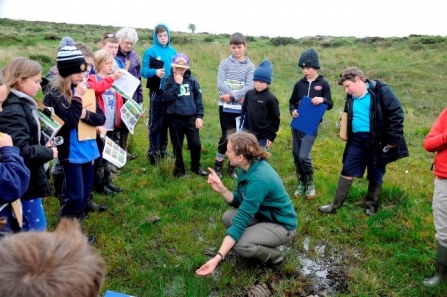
[
  {"x1": 240, "y1": 59, "x2": 280, "y2": 149},
  {"x1": 88, "y1": 49, "x2": 124, "y2": 195},
  {"x1": 163, "y1": 53, "x2": 207, "y2": 177},
  {"x1": 0, "y1": 57, "x2": 58, "y2": 232},
  {"x1": 422, "y1": 108, "x2": 447, "y2": 286},
  {"x1": 100, "y1": 31, "x2": 125, "y2": 70},
  {"x1": 289, "y1": 48, "x2": 333, "y2": 199},
  {"x1": 0, "y1": 76, "x2": 31, "y2": 234},
  {"x1": 44, "y1": 46, "x2": 105, "y2": 242},
  {"x1": 213, "y1": 32, "x2": 255, "y2": 179},
  {"x1": 318, "y1": 67, "x2": 408, "y2": 215},
  {"x1": 141, "y1": 24, "x2": 177, "y2": 165}
]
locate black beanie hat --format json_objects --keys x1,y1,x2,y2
[
  {"x1": 253, "y1": 59, "x2": 273, "y2": 84},
  {"x1": 57, "y1": 46, "x2": 87, "y2": 77},
  {"x1": 298, "y1": 48, "x2": 320, "y2": 69}
]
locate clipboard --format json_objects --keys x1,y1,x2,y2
[
  {"x1": 78, "y1": 89, "x2": 97, "y2": 141},
  {"x1": 290, "y1": 96, "x2": 327, "y2": 135},
  {"x1": 145, "y1": 57, "x2": 164, "y2": 91},
  {"x1": 35, "y1": 99, "x2": 65, "y2": 143}
]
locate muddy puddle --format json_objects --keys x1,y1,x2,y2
[{"x1": 297, "y1": 236, "x2": 354, "y2": 296}]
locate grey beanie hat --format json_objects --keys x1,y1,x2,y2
[{"x1": 298, "y1": 48, "x2": 320, "y2": 69}]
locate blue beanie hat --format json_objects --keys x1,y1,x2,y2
[
  {"x1": 298, "y1": 48, "x2": 320, "y2": 69},
  {"x1": 253, "y1": 59, "x2": 272, "y2": 84}
]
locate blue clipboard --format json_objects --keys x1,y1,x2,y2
[{"x1": 290, "y1": 96, "x2": 327, "y2": 135}]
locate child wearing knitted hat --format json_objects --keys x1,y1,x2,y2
[
  {"x1": 288, "y1": 48, "x2": 333, "y2": 200},
  {"x1": 44, "y1": 46, "x2": 106, "y2": 242},
  {"x1": 240, "y1": 59, "x2": 280, "y2": 149}
]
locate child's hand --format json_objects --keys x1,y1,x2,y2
[
  {"x1": 0, "y1": 132, "x2": 13, "y2": 148},
  {"x1": 195, "y1": 118, "x2": 203, "y2": 129},
  {"x1": 80, "y1": 108, "x2": 87, "y2": 119},
  {"x1": 291, "y1": 109, "x2": 299, "y2": 118},
  {"x1": 74, "y1": 82, "x2": 87, "y2": 97},
  {"x1": 111, "y1": 70, "x2": 122, "y2": 81},
  {"x1": 156, "y1": 68, "x2": 165, "y2": 78},
  {"x1": 220, "y1": 94, "x2": 232, "y2": 103},
  {"x1": 311, "y1": 97, "x2": 324, "y2": 105},
  {"x1": 174, "y1": 73, "x2": 183, "y2": 84},
  {"x1": 51, "y1": 147, "x2": 58, "y2": 159},
  {"x1": 96, "y1": 126, "x2": 107, "y2": 138}
]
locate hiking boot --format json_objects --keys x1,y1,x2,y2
[
  {"x1": 86, "y1": 197, "x2": 108, "y2": 212},
  {"x1": 173, "y1": 168, "x2": 186, "y2": 178}
]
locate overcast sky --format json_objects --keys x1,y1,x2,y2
[{"x1": 0, "y1": 0, "x2": 445, "y2": 38}]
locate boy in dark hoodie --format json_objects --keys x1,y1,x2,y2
[
  {"x1": 289, "y1": 48, "x2": 333, "y2": 200},
  {"x1": 141, "y1": 24, "x2": 177, "y2": 165},
  {"x1": 163, "y1": 53, "x2": 207, "y2": 178}
]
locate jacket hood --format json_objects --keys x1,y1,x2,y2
[
  {"x1": 9, "y1": 89, "x2": 38, "y2": 109},
  {"x1": 153, "y1": 23, "x2": 172, "y2": 48},
  {"x1": 300, "y1": 74, "x2": 325, "y2": 83}
]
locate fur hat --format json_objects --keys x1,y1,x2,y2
[
  {"x1": 253, "y1": 59, "x2": 273, "y2": 84},
  {"x1": 298, "y1": 48, "x2": 320, "y2": 69},
  {"x1": 56, "y1": 46, "x2": 87, "y2": 78},
  {"x1": 171, "y1": 53, "x2": 190, "y2": 69}
]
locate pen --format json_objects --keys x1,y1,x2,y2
[{"x1": 83, "y1": 103, "x2": 93, "y2": 108}]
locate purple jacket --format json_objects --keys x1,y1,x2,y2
[{"x1": 116, "y1": 49, "x2": 143, "y2": 104}]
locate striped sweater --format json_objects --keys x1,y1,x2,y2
[{"x1": 217, "y1": 55, "x2": 255, "y2": 106}]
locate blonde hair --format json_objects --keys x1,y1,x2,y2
[
  {"x1": 49, "y1": 75, "x2": 73, "y2": 103},
  {"x1": 1, "y1": 57, "x2": 41, "y2": 91},
  {"x1": 227, "y1": 131, "x2": 269, "y2": 163},
  {"x1": 94, "y1": 50, "x2": 113, "y2": 73},
  {"x1": 0, "y1": 218, "x2": 105, "y2": 297}
]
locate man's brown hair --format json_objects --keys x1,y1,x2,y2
[{"x1": 0, "y1": 218, "x2": 105, "y2": 297}]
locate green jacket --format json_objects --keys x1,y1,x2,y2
[{"x1": 226, "y1": 160, "x2": 298, "y2": 242}]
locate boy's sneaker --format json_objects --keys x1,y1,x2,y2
[{"x1": 192, "y1": 168, "x2": 209, "y2": 176}]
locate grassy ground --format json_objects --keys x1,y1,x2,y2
[{"x1": 2, "y1": 18, "x2": 447, "y2": 296}]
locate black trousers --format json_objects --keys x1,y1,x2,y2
[
  {"x1": 148, "y1": 91, "x2": 168, "y2": 155},
  {"x1": 217, "y1": 106, "x2": 240, "y2": 156},
  {"x1": 167, "y1": 114, "x2": 202, "y2": 171}
]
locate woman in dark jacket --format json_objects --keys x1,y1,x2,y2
[
  {"x1": 0, "y1": 57, "x2": 57, "y2": 231},
  {"x1": 319, "y1": 67, "x2": 409, "y2": 216}
]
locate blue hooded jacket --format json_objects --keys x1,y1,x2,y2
[{"x1": 141, "y1": 23, "x2": 177, "y2": 90}]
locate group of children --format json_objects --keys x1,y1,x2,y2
[{"x1": 6, "y1": 20, "x2": 447, "y2": 290}]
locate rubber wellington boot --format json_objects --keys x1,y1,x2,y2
[
  {"x1": 423, "y1": 242, "x2": 447, "y2": 287},
  {"x1": 252, "y1": 245, "x2": 285, "y2": 265},
  {"x1": 228, "y1": 164, "x2": 238, "y2": 179},
  {"x1": 213, "y1": 159, "x2": 224, "y2": 179},
  {"x1": 293, "y1": 175, "x2": 306, "y2": 197},
  {"x1": 305, "y1": 173, "x2": 316, "y2": 199},
  {"x1": 365, "y1": 183, "x2": 382, "y2": 216},
  {"x1": 319, "y1": 176, "x2": 353, "y2": 214}
]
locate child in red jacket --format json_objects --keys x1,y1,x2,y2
[{"x1": 88, "y1": 50, "x2": 123, "y2": 195}]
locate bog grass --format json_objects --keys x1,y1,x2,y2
[{"x1": 1, "y1": 18, "x2": 447, "y2": 296}]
